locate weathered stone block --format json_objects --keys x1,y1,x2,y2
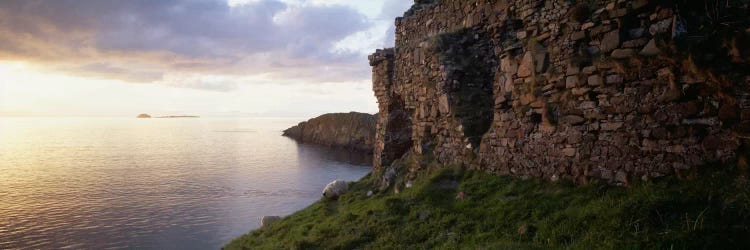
[
  {"x1": 517, "y1": 52, "x2": 534, "y2": 77},
  {"x1": 611, "y1": 49, "x2": 635, "y2": 59},
  {"x1": 566, "y1": 76, "x2": 579, "y2": 88},
  {"x1": 587, "y1": 75, "x2": 602, "y2": 86},
  {"x1": 600, "y1": 30, "x2": 620, "y2": 53}
]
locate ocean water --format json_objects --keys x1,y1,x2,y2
[{"x1": 0, "y1": 117, "x2": 372, "y2": 249}]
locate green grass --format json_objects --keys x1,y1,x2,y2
[{"x1": 224, "y1": 165, "x2": 750, "y2": 250}]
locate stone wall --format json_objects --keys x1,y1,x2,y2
[{"x1": 370, "y1": 0, "x2": 750, "y2": 185}]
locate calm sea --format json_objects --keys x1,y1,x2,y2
[{"x1": 0, "y1": 117, "x2": 371, "y2": 249}]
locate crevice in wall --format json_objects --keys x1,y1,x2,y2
[
  {"x1": 436, "y1": 29, "x2": 496, "y2": 148},
  {"x1": 382, "y1": 95, "x2": 414, "y2": 167}
]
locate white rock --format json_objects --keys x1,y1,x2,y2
[
  {"x1": 366, "y1": 190, "x2": 373, "y2": 197},
  {"x1": 322, "y1": 180, "x2": 349, "y2": 199},
  {"x1": 261, "y1": 216, "x2": 281, "y2": 228}
]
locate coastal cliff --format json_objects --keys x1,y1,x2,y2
[
  {"x1": 283, "y1": 112, "x2": 377, "y2": 153},
  {"x1": 226, "y1": 1, "x2": 750, "y2": 248}
]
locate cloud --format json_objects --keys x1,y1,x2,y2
[
  {"x1": 378, "y1": 0, "x2": 412, "y2": 47},
  {"x1": 0, "y1": 0, "x2": 372, "y2": 90}
]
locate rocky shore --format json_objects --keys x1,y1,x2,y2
[{"x1": 283, "y1": 112, "x2": 377, "y2": 153}]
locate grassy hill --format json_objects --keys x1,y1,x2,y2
[{"x1": 225, "y1": 164, "x2": 750, "y2": 250}]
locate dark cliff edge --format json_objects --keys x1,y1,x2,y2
[{"x1": 282, "y1": 112, "x2": 377, "y2": 153}]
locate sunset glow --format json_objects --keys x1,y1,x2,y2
[{"x1": 0, "y1": 0, "x2": 412, "y2": 117}]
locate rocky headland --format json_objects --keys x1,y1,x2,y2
[{"x1": 283, "y1": 112, "x2": 377, "y2": 153}]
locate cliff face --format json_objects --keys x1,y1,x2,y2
[
  {"x1": 371, "y1": 0, "x2": 750, "y2": 185},
  {"x1": 283, "y1": 112, "x2": 377, "y2": 153}
]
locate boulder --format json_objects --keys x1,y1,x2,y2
[
  {"x1": 322, "y1": 180, "x2": 349, "y2": 199},
  {"x1": 260, "y1": 216, "x2": 281, "y2": 228}
]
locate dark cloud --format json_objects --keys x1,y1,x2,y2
[{"x1": 0, "y1": 0, "x2": 372, "y2": 89}]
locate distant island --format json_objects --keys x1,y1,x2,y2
[{"x1": 136, "y1": 114, "x2": 198, "y2": 118}]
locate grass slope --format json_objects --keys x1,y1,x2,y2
[{"x1": 225, "y1": 166, "x2": 750, "y2": 250}]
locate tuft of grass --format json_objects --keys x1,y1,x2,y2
[{"x1": 224, "y1": 165, "x2": 750, "y2": 250}]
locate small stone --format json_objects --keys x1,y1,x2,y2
[
  {"x1": 601, "y1": 122, "x2": 623, "y2": 131},
  {"x1": 456, "y1": 191, "x2": 466, "y2": 200},
  {"x1": 566, "y1": 66, "x2": 580, "y2": 76},
  {"x1": 517, "y1": 52, "x2": 534, "y2": 77},
  {"x1": 610, "y1": 8, "x2": 627, "y2": 18},
  {"x1": 600, "y1": 30, "x2": 620, "y2": 53},
  {"x1": 581, "y1": 22, "x2": 595, "y2": 30},
  {"x1": 567, "y1": 130, "x2": 583, "y2": 144},
  {"x1": 367, "y1": 190, "x2": 373, "y2": 197},
  {"x1": 611, "y1": 49, "x2": 635, "y2": 59},
  {"x1": 582, "y1": 66, "x2": 597, "y2": 74},
  {"x1": 530, "y1": 100, "x2": 544, "y2": 108},
  {"x1": 649, "y1": 19, "x2": 672, "y2": 35},
  {"x1": 606, "y1": 74, "x2": 623, "y2": 84},
  {"x1": 639, "y1": 39, "x2": 661, "y2": 56},
  {"x1": 495, "y1": 95, "x2": 507, "y2": 106},
  {"x1": 439, "y1": 95, "x2": 449, "y2": 114},
  {"x1": 566, "y1": 76, "x2": 579, "y2": 88},
  {"x1": 581, "y1": 101, "x2": 597, "y2": 109},
  {"x1": 571, "y1": 31, "x2": 586, "y2": 41},
  {"x1": 560, "y1": 115, "x2": 586, "y2": 125},
  {"x1": 572, "y1": 87, "x2": 591, "y2": 96},
  {"x1": 520, "y1": 94, "x2": 534, "y2": 105},
  {"x1": 517, "y1": 31, "x2": 527, "y2": 39},
  {"x1": 615, "y1": 171, "x2": 628, "y2": 183},
  {"x1": 550, "y1": 175, "x2": 560, "y2": 182},
  {"x1": 666, "y1": 145, "x2": 686, "y2": 153},
  {"x1": 501, "y1": 57, "x2": 518, "y2": 74},
  {"x1": 587, "y1": 75, "x2": 602, "y2": 86},
  {"x1": 563, "y1": 147, "x2": 577, "y2": 157}
]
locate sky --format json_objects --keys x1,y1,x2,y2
[{"x1": 0, "y1": 0, "x2": 412, "y2": 117}]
